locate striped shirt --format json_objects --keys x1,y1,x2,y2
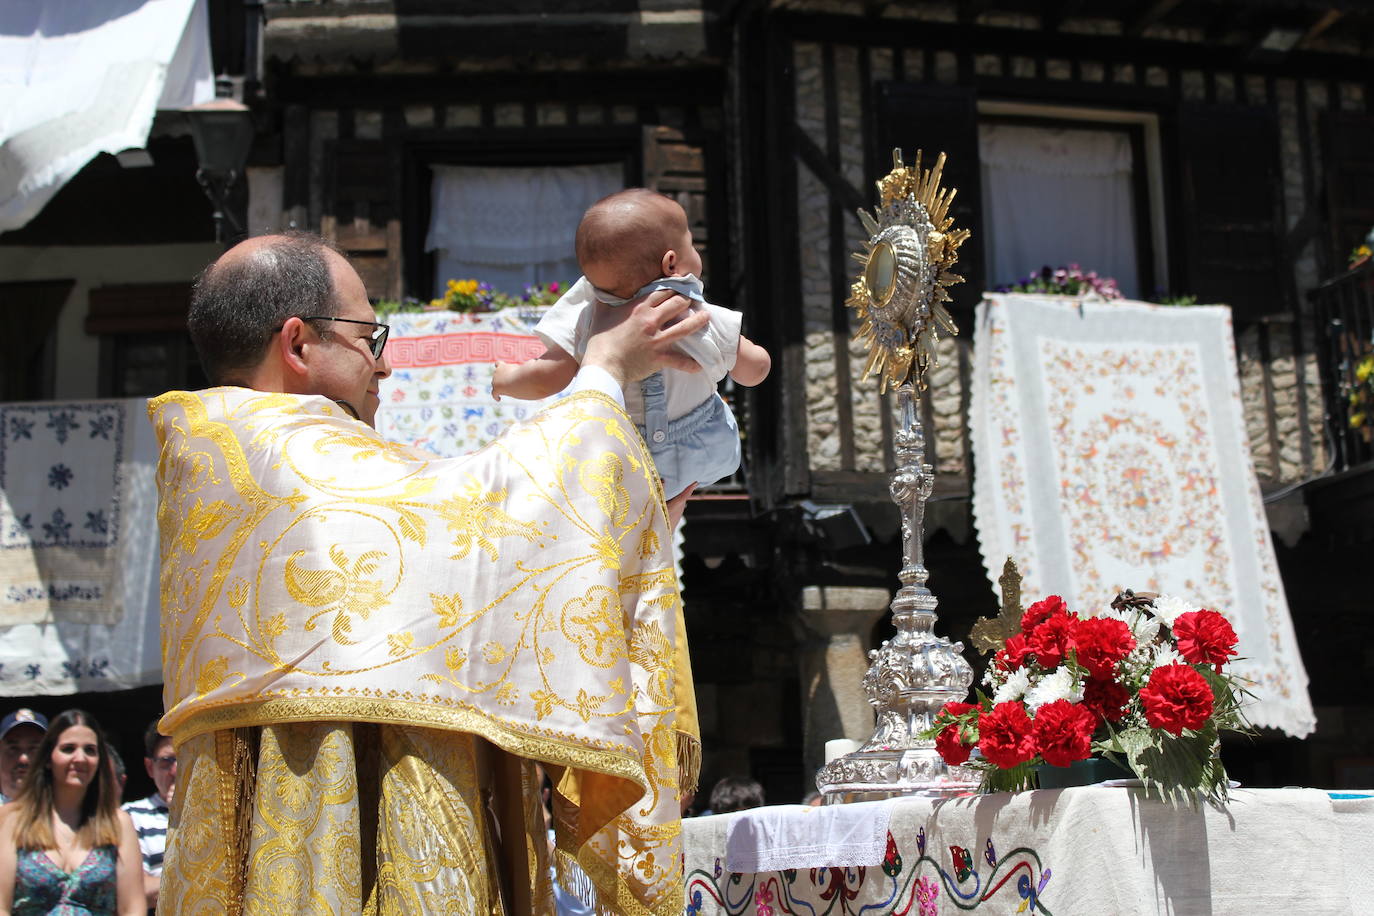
[{"x1": 121, "y1": 793, "x2": 168, "y2": 875}]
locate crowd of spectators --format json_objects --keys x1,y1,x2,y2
[{"x1": 0, "y1": 707, "x2": 171, "y2": 915}]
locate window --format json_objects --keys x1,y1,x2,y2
[
  {"x1": 0, "y1": 280, "x2": 71, "y2": 401},
  {"x1": 980, "y1": 122, "x2": 1142, "y2": 298},
  {"x1": 424, "y1": 163, "x2": 624, "y2": 296},
  {"x1": 87, "y1": 284, "x2": 206, "y2": 397},
  {"x1": 977, "y1": 103, "x2": 1166, "y2": 300}
]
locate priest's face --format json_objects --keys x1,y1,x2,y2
[{"x1": 311, "y1": 250, "x2": 392, "y2": 426}]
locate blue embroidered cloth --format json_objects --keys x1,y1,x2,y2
[{"x1": 0, "y1": 399, "x2": 160, "y2": 695}]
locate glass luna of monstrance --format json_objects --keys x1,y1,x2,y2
[{"x1": 815, "y1": 149, "x2": 981, "y2": 801}]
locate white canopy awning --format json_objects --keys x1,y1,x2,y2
[{"x1": 0, "y1": 0, "x2": 214, "y2": 233}]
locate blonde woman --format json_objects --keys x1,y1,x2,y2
[{"x1": 0, "y1": 711, "x2": 142, "y2": 915}]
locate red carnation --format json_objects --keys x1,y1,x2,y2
[
  {"x1": 936, "y1": 724, "x2": 973, "y2": 765},
  {"x1": 1081, "y1": 677, "x2": 1131, "y2": 724},
  {"x1": 1172, "y1": 609, "x2": 1238, "y2": 672},
  {"x1": 996, "y1": 633, "x2": 1032, "y2": 671},
  {"x1": 937, "y1": 701, "x2": 979, "y2": 721},
  {"x1": 1140, "y1": 664, "x2": 1214, "y2": 735},
  {"x1": 1032, "y1": 699, "x2": 1097, "y2": 767},
  {"x1": 977, "y1": 702, "x2": 1037, "y2": 769},
  {"x1": 934, "y1": 701, "x2": 979, "y2": 766},
  {"x1": 1027, "y1": 613, "x2": 1075, "y2": 669},
  {"x1": 1021, "y1": 595, "x2": 1067, "y2": 634},
  {"x1": 1071, "y1": 616, "x2": 1136, "y2": 679}
]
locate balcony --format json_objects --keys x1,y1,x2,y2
[{"x1": 1306, "y1": 262, "x2": 1374, "y2": 541}]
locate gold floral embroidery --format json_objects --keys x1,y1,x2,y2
[{"x1": 436, "y1": 477, "x2": 543, "y2": 561}]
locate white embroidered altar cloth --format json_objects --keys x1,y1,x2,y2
[
  {"x1": 0, "y1": 399, "x2": 160, "y2": 694},
  {"x1": 969, "y1": 293, "x2": 1313, "y2": 737}
]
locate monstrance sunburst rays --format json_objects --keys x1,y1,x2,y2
[{"x1": 847, "y1": 149, "x2": 970, "y2": 393}]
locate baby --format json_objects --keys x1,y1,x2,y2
[{"x1": 492, "y1": 188, "x2": 770, "y2": 503}]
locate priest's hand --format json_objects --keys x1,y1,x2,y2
[{"x1": 583, "y1": 289, "x2": 708, "y2": 389}]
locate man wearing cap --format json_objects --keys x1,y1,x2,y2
[{"x1": 0, "y1": 708, "x2": 48, "y2": 804}]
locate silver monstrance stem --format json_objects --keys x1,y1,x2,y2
[{"x1": 815, "y1": 382, "x2": 978, "y2": 801}]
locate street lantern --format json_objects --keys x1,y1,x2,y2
[{"x1": 184, "y1": 97, "x2": 254, "y2": 245}]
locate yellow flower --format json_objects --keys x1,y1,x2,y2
[
  {"x1": 1356, "y1": 355, "x2": 1374, "y2": 383},
  {"x1": 455, "y1": 279, "x2": 479, "y2": 296}
]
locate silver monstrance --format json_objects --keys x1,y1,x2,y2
[{"x1": 815, "y1": 150, "x2": 980, "y2": 801}]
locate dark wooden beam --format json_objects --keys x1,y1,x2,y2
[
  {"x1": 792, "y1": 129, "x2": 868, "y2": 214},
  {"x1": 958, "y1": 0, "x2": 998, "y2": 27},
  {"x1": 1043, "y1": 0, "x2": 1088, "y2": 32},
  {"x1": 777, "y1": 11, "x2": 1374, "y2": 83},
  {"x1": 1126, "y1": 0, "x2": 1184, "y2": 39},
  {"x1": 1296, "y1": 8, "x2": 1344, "y2": 50}
]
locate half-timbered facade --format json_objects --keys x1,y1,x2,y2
[{"x1": 4, "y1": 0, "x2": 1374, "y2": 800}]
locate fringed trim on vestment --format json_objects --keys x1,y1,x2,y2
[
  {"x1": 677, "y1": 731, "x2": 701, "y2": 795},
  {"x1": 554, "y1": 847, "x2": 601, "y2": 913},
  {"x1": 215, "y1": 726, "x2": 258, "y2": 916}
]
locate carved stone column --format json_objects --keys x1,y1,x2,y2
[{"x1": 797, "y1": 585, "x2": 890, "y2": 784}]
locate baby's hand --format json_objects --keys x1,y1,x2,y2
[{"x1": 491, "y1": 362, "x2": 517, "y2": 400}]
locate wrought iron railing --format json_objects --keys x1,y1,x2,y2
[{"x1": 1310, "y1": 261, "x2": 1374, "y2": 474}]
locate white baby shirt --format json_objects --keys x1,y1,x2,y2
[{"x1": 534, "y1": 276, "x2": 742, "y2": 421}]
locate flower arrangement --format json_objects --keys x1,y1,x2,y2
[
  {"x1": 1350, "y1": 243, "x2": 1372, "y2": 271},
  {"x1": 427, "y1": 278, "x2": 566, "y2": 313},
  {"x1": 376, "y1": 279, "x2": 568, "y2": 317},
  {"x1": 929, "y1": 591, "x2": 1250, "y2": 804},
  {"x1": 995, "y1": 264, "x2": 1123, "y2": 300},
  {"x1": 1348, "y1": 348, "x2": 1374, "y2": 431},
  {"x1": 1349, "y1": 224, "x2": 1373, "y2": 270}
]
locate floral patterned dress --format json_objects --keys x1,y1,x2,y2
[{"x1": 12, "y1": 846, "x2": 116, "y2": 915}]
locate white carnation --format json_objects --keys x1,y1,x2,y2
[
  {"x1": 1024, "y1": 666, "x2": 1083, "y2": 712},
  {"x1": 1151, "y1": 644, "x2": 1184, "y2": 668},
  {"x1": 1150, "y1": 594, "x2": 1197, "y2": 627},
  {"x1": 993, "y1": 668, "x2": 1032, "y2": 705},
  {"x1": 1129, "y1": 611, "x2": 1161, "y2": 644}
]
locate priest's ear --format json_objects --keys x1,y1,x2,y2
[{"x1": 275, "y1": 315, "x2": 314, "y2": 380}]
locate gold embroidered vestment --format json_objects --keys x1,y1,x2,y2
[{"x1": 149, "y1": 387, "x2": 698, "y2": 915}]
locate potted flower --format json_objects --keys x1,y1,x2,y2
[
  {"x1": 994, "y1": 264, "x2": 1123, "y2": 300},
  {"x1": 928, "y1": 591, "x2": 1250, "y2": 804}
]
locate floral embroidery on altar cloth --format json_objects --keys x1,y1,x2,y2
[{"x1": 684, "y1": 830, "x2": 1053, "y2": 915}]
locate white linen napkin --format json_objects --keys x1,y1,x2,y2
[{"x1": 723, "y1": 799, "x2": 893, "y2": 873}]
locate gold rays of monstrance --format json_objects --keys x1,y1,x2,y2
[
  {"x1": 816, "y1": 149, "x2": 980, "y2": 801},
  {"x1": 848, "y1": 149, "x2": 969, "y2": 392}
]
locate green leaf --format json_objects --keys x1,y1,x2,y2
[{"x1": 1120, "y1": 721, "x2": 1229, "y2": 807}]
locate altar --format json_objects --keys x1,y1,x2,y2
[{"x1": 683, "y1": 787, "x2": 1374, "y2": 914}]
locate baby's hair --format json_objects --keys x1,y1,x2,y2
[{"x1": 575, "y1": 189, "x2": 684, "y2": 297}]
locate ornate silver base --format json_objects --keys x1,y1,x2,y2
[
  {"x1": 815, "y1": 384, "x2": 978, "y2": 803},
  {"x1": 820, "y1": 751, "x2": 980, "y2": 803}
]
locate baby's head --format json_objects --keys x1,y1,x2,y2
[{"x1": 576, "y1": 189, "x2": 702, "y2": 299}]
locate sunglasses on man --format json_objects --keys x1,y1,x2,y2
[{"x1": 299, "y1": 315, "x2": 390, "y2": 360}]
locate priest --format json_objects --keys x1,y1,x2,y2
[{"x1": 151, "y1": 232, "x2": 701, "y2": 915}]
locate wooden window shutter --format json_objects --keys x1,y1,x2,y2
[
  {"x1": 875, "y1": 83, "x2": 985, "y2": 322},
  {"x1": 322, "y1": 140, "x2": 402, "y2": 301},
  {"x1": 1175, "y1": 104, "x2": 1285, "y2": 321},
  {"x1": 1321, "y1": 111, "x2": 1374, "y2": 265},
  {"x1": 642, "y1": 126, "x2": 710, "y2": 270}
]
